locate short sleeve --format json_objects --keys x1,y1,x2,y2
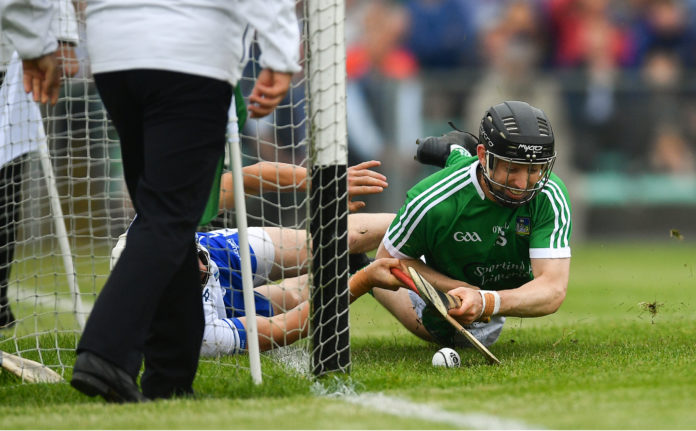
[{"x1": 529, "y1": 176, "x2": 572, "y2": 259}]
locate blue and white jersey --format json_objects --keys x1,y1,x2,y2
[
  {"x1": 196, "y1": 228, "x2": 274, "y2": 318},
  {"x1": 201, "y1": 259, "x2": 247, "y2": 356}
]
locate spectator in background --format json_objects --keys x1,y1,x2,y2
[
  {"x1": 465, "y1": 0, "x2": 573, "y2": 179},
  {"x1": 70, "y1": 0, "x2": 300, "y2": 403},
  {"x1": 640, "y1": 48, "x2": 696, "y2": 173},
  {"x1": 405, "y1": 0, "x2": 479, "y2": 124},
  {"x1": 548, "y1": 0, "x2": 636, "y2": 172},
  {"x1": 620, "y1": 0, "x2": 696, "y2": 173},
  {"x1": 629, "y1": 0, "x2": 696, "y2": 68},
  {"x1": 0, "y1": 0, "x2": 79, "y2": 329},
  {"x1": 405, "y1": 0, "x2": 478, "y2": 70},
  {"x1": 345, "y1": 0, "x2": 419, "y2": 165}
]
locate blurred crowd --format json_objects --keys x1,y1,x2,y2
[
  {"x1": 341, "y1": 0, "x2": 696, "y2": 176},
  {"x1": 6, "y1": 0, "x2": 696, "y2": 184}
]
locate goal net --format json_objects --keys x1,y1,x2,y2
[{"x1": 0, "y1": 0, "x2": 349, "y2": 382}]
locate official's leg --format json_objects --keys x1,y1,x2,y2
[
  {"x1": 71, "y1": 71, "x2": 150, "y2": 402},
  {"x1": 139, "y1": 240, "x2": 202, "y2": 398},
  {"x1": 134, "y1": 71, "x2": 231, "y2": 398},
  {"x1": 76, "y1": 71, "x2": 231, "y2": 399},
  {"x1": 76, "y1": 71, "x2": 149, "y2": 379}
]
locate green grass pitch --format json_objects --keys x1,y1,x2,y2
[{"x1": 1, "y1": 241, "x2": 694, "y2": 429}]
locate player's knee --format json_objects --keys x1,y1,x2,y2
[{"x1": 279, "y1": 289, "x2": 305, "y2": 312}]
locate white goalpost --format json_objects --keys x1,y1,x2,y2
[
  {"x1": 36, "y1": 124, "x2": 86, "y2": 331},
  {"x1": 226, "y1": 97, "x2": 262, "y2": 385},
  {"x1": 0, "y1": 0, "x2": 349, "y2": 382}
]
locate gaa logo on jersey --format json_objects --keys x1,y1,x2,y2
[
  {"x1": 453, "y1": 231, "x2": 482, "y2": 242},
  {"x1": 516, "y1": 217, "x2": 531, "y2": 236}
]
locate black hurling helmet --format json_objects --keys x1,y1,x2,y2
[
  {"x1": 478, "y1": 101, "x2": 556, "y2": 207},
  {"x1": 196, "y1": 240, "x2": 212, "y2": 288}
]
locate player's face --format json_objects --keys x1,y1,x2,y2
[
  {"x1": 488, "y1": 159, "x2": 544, "y2": 201},
  {"x1": 198, "y1": 256, "x2": 209, "y2": 286}
]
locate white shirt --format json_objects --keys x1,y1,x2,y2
[
  {"x1": 85, "y1": 0, "x2": 301, "y2": 84},
  {"x1": 0, "y1": 0, "x2": 78, "y2": 166},
  {"x1": 0, "y1": 52, "x2": 43, "y2": 166},
  {"x1": 201, "y1": 260, "x2": 244, "y2": 357},
  {"x1": 0, "y1": 0, "x2": 56, "y2": 64}
]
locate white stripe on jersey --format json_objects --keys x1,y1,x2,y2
[
  {"x1": 529, "y1": 247, "x2": 571, "y2": 258},
  {"x1": 541, "y1": 179, "x2": 571, "y2": 249},
  {"x1": 386, "y1": 166, "x2": 474, "y2": 250},
  {"x1": 547, "y1": 179, "x2": 571, "y2": 248},
  {"x1": 395, "y1": 177, "x2": 473, "y2": 251}
]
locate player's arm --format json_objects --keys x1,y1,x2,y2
[
  {"x1": 375, "y1": 242, "x2": 478, "y2": 293},
  {"x1": 219, "y1": 160, "x2": 388, "y2": 212},
  {"x1": 348, "y1": 257, "x2": 404, "y2": 302},
  {"x1": 246, "y1": 302, "x2": 309, "y2": 351},
  {"x1": 447, "y1": 257, "x2": 570, "y2": 324}
]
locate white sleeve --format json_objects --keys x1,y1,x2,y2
[
  {"x1": 51, "y1": 0, "x2": 78, "y2": 44},
  {"x1": 0, "y1": 52, "x2": 44, "y2": 168},
  {"x1": 200, "y1": 263, "x2": 243, "y2": 357},
  {"x1": 242, "y1": 0, "x2": 301, "y2": 74},
  {"x1": 1, "y1": 33, "x2": 12, "y2": 71},
  {"x1": 0, "y1": 0, "x2": 57, "y2": 59}
]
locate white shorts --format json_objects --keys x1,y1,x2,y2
[
  {"x1": 246, "y1": 227, "x2": 275, "y2": 286},
  {"x1": 408, "y1": 290, "x2": 505, "y2": 348}
]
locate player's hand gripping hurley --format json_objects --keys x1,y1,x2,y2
[{"x1": 390, "y1": 267, "x2": 501, "y2": 365}]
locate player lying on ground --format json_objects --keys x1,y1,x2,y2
[
  {"x1": 112, "y1": 213, "x2": 396, "y2": 356},
  {"x1": 198, "y1": 243, "x2": 403, "y2": 355},
  {"x1": 370, "y1": 101, "x2": 572, "y2": 349},
  {"x1": 111, "y1": 158, "x2": 395, "y2": 355},
  {"x1": 196, "y1": 211, "x2": 395, "y2": 355}
]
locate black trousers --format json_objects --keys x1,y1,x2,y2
[
  {"x1": 77, "y1": 70, "x2": 232, "y2": 399},
  {"x1": 0, "y1": 157, "x2": 23, "y2": 326}
]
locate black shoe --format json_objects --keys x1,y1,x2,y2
[
  {"x1": 0, "y1": 305, "x2": 15, "y2": 329},
  {"x1": 349, "y1": 253, "x2": 373, "y2": 274},
  {"x1": 71, "y1": 351, "x2": 148, "y2": 403}
]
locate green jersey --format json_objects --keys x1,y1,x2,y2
[{"x1": 383, "y1": 151, "x2": 572, "y2": 291}]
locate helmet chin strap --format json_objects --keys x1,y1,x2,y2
[
  {"x1": 197, "y1": 243, "x2": 212, "y2": 288},
  {"x1": 480, "y1": 153, "x2": 538, "y2": 208}
]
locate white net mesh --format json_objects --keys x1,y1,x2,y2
[{"x1": 0, "y1": 0, "x2": 348, "y2": 380}]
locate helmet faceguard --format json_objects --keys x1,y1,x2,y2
[
  {"x1": 196, "y1": 241, "x2": 212, "y2": 288},
  {"x1": 478, "y1": 101, "x2": 556, "y2": 207}
]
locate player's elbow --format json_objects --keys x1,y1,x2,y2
[{"x1": 545, "y1": 283, "x2": 567, "y2": 315}]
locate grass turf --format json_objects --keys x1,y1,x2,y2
[{"x1": 0, "y1": 241, "x2": 694, "y2": 429}]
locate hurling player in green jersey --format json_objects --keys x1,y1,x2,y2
[{"x1": 369, "y1": 101, "x2": 572, "y2": 348}]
